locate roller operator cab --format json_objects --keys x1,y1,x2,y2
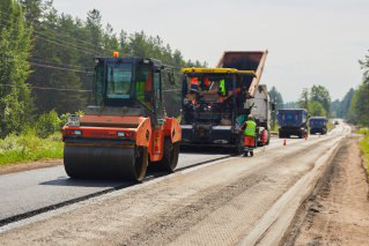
[
  {"x1": 277, "y1": 109, "x2": 309, "y2": 138},
  {"x1": 180, "y1": 68, "x2": 270, "y2": 154},
  {"x1": 309, "y1": 117, "x2": 328, "y2": 135},
  {"x1": 62, "y1": 56, "x2": 181, "y2": 182}
]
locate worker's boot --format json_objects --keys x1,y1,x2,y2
[
  {"x1": 250, "y1": 151, "x2": 254, "y2": 157},
  {"x1": 243, "y1": 151, "x2": 249, "y2": 157}
]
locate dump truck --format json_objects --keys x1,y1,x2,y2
[
  {"x1": 218, "y1": 51, "x2": 270, "y2": 146},
  {"x1": 277, "y1": 108, "x2": 309, "y2": 138},
  {"x1": 62, "y1": 55, "x2": 181, "y2": 181},
  {"x1": 180, "y1": 51, "x2": 269, "y2": 153},
  {"x1": 249, "y1": 84, "x2": 271, "y2": 145},
  {"x1": 309, "y1": 116, "x2": 328, "y2": 135}
]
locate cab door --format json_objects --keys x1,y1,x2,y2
[{"x1": 150, "y1": 68, "x2": 165, "y2": 161}]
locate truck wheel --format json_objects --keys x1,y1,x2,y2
[
  {"x1": 265, "y1": 133, "x2": 271, "y2": 145},
  {"x1": 235, "y1": 135, "x2": 244, "y2": 155},
  {"x1": 159, "y1": 138, "x2": 179, "y2": 172}
]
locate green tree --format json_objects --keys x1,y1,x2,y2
[
  {"x1": 350, "y1": 84, "x2": 369, "y2": 125},
  {"x1": 268, "y1": 86, "x2": 284, "y2": 110},
  {"x1": 297, "y1": 88, "x2": 309, "y2": 110},
  {"x1": 332, "y1": 88, "x2": 355, "y2": 119},
  {"x1": 0, "y1": 0, "x2": 33, "y2": 137},
  {"x1": 348, "y1": 51, "x2": 369, "y2": 126},
  {"x1": 359, "y1": 51, "x2": 369, "y2": 84},
  {"x1": 283, "y1": 101, "x2": 297, "y2": 108},
  {"x1": 17, "y1": 1, "x2": 204, "y2": 117},
  {"x1": 308, "y1": 100, "x2": 326, "y2": 116},
  {"x1": 310, "y1": 85, "x2": 332, "y2": 116}
]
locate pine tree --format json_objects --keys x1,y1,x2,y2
[{"x1": 0, "y1": 0, "x2": 33, "y2": 137}]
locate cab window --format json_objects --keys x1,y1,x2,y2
[{"x1": 136, "y1": 66, "x2": 153, "y2": 110}]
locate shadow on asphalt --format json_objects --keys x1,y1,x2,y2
[
  {"x1": 180, "y1": 146, "x2": 234, "y2": 155},
  {"x1": 39, "y1": 167, "x2": 169, "y2": 188}
]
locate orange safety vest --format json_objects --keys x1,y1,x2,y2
[
  {"x1": 204, "y1": 77, "x2": 210, "y2": 87},
  {"x1": 190, "y1": 77, "x2": 199, "y2": 86}
]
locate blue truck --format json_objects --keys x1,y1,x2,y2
[
  {"x1": 277, "y1": 109, "x2": 309, "y2": 138},
  {"x1": 309, "y1": 117, "x2": 328, "y2": 135}
]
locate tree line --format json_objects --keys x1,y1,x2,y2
[
  {"x1": 333, "y1": 52, "x2": 369, "y2": 126},
  {"x1": 0, "y1": 0, "x2": 205, "y2": 138},
  {"x1": 297, "y1": 85, "x2": 332, "y2": 117}
]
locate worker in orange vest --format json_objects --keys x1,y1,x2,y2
[
  {"x1": 203, "y1": 77, "x2": 210, "y2": 90},
  {"x1": 241, "y1": 114, "x2": 257, "y2": 157},
  {"x1": 190, "y1": 77, "x2": 200, "y2": 94}
]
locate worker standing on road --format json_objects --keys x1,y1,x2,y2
[{"x1": 242, "y1": 114, "x2": 257, "y2": 157}]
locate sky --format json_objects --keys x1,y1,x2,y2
[{"x1": 52, "y1": 0, "x2": 369, "y2": 102}]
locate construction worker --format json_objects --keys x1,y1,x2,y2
[
  {"x1": 186, "y1": 77, "x2": 200, "y2": 109},
  {"x1": 202, "y1": 77, "x2": 211, "y2": 90},
  {"x1": 242, "y1": 114, "x2": 257, "y2": 157},
  {"x1": 189, "y1": 77, "x2": 200, "y2": 94}
]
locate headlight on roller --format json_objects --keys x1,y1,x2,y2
[
  {"x1": 67, "y1": 115, "x2": 80, "y2": 127},
  {"x1": 117, "y1": 131, "x2": 134, "y2": 139}
]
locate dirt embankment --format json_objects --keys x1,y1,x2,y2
[
  {"x1": 285, "y1": 135, "x2": 369, "y2": 245},
  {"x1": 0, "y1": 159, "x2": 62, "y2": 176}
]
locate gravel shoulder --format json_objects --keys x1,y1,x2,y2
[
  {"x1": 284, "y1": 135, "x2": 369, "y2": 246},
  {"x1": 0, "y1": 133, "x2": 343, "y2": 246}
]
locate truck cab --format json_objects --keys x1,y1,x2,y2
[
  {"x1": 277, "y1": 109, "x2": 309, "y2": 138},
  {"x1": 309, "y1": 117, "x2": 328, "y2": 135}
]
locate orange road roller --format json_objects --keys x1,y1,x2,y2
[{"x1": 62, "y1": 56, "x2": 181, "y2": 181}]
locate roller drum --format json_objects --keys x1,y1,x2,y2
[{"x1": 64, "y1": 145, "x2": 148, "y2": 181}]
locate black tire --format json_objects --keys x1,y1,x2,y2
[
  {"x1": 234, "y1": 134, "x2": 244, "y2": 155},
  {"x1": 265, "y1": 132, "x2": 271, "y2": 145},
  {"x1": 159, "y1": 138, "x2": 179, "y2": 172},
  {"x1": 131, "y1": 146, "x2": 149, "y2": 182},
  {"x1": 64, "y1": 146, "x2": 83, "y2": 179}
]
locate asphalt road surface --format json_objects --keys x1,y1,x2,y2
[
  {"x1": 0, "y1": 152, "x2": 232, "y2": 221},
  {"x1": 0, "y1": 124, "x2": 348, "y2": 245}
]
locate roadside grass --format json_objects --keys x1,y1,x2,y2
[
  {"x1": 327, "y1": 120, "x2": 334, "y2": 131},
  {"x1": 358, "y1": 128, "x2": 369, "y2": 176},
  {"x1": 270, "y1": 123, "x2": 279, "y2": 135},
  {"x1": 0, "y1": 132, "x2": 63, "y2": 167}
]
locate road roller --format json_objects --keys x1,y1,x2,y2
[{"x1": 62, "y1": 55, "x2": 182, "y2": 181}]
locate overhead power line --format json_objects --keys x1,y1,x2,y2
[
  {"x1": 29, "y1": 57, "x2": 94, "y2": 70},
  {"x1": 30, "y1": 62, "x2": 93, "y2": 75},
  {"x1": 0, "y1": 83, "x2": 93, "y2": 92},
  {"x1": 0, "y1": 18, "x2": 100, "y2": 56},
  {"x1": 0, "y1": 9, "x2": 111, "y2": 53},
  {"x1": 0, "y1": 54, "x2": 94, "y2": 75},
  {"x1": 32, "y1": 34, "x2": 99, "y2": 56}
]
